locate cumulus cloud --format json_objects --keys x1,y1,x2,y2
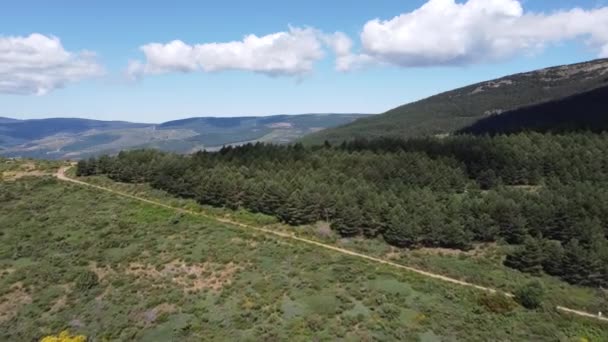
[
  {"x1": 340, "y1": 0, "x2": 608, "y2": 70},
  {"x1": 323, "y1": 32, "x2": 352, "y2": 57},
  {"x1": 126, "y1": 1, "x2": 608, "y2": 75},
  {"x1": 322, "y1": 32, "x2": 374, "y2": 71},
  {"x1": 0, "y1": 33, "x2": 103, "y2": 95},
  {"x1": 128, "y1": 27, "x2": 328, "y2": 79}
]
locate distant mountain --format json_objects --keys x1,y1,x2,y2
[
  {"x1": 0, "y1": 118, "x2": 147, "y2": 141},
  {"x1": 302, "y1": 58, "x2": 608, "y2": 144},
  {"x1": 0, "y1": 114, "x2": 368, "y2": 159},
  {"x1": 0, "y1": 117, "x2": 21, "y2": 124}
]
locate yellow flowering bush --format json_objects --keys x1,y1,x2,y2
[{"x1": 40, "y1": 330, "x2": 86, "y2": 342}]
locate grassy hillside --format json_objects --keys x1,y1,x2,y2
[
  {"x1": 303, "y1": 58, "x2": 608, "y2": 144},
  {"x1": 1, "y1": 176, "x2": 607, "y2": 341},
  {"x1": 0, "y1": 114, "x2": 367, "y2": 159}
]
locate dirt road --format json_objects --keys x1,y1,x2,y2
[{"x1": 55, "y1": 166, "x2": 608, "y2": 323}]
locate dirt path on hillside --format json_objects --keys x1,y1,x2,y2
[{"x1": 55, "y1": 166, "x2": 608, "y2": 323}]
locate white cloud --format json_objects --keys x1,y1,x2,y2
[
  {"x1": 323, "y1": 32, "x2": 352, "y2": 57},
  {"x1": 340, "y1": 0, "x2": 608, "y2": 70},
  {"x1": 128, "y1": 27, "x2": 327, "y2": 79},
  {"x1": 322, "y1": 32, "x2": 374, "y2": 71},
  {"x1": 126, "y1": 1, "x2": 608, "y2": 75},
  {"x1": 0, "y1": 33, "x2": 103, "y2": 95},
  {"x1": 601, "y1": 45, "x2": 608, "y2": 58}
]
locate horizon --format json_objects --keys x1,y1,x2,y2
[
  {"x1": 2, "y1": 0, "x2": 608, "y2": 122},
  {"x1": 0, "y1": 112, "x2": 372, "y2": 124},
  {"x1": 3, "y1": 55, "x2": 606, "y2": 123}
]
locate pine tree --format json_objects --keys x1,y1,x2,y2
[
  {"x1": 504, "y1": 237, "x2": 545, "y2": 275},
  {"x1": 561, "y1": 239, "x2": 590, "y2": 285},
  {"x1": 383, "y1": 205, "x2": 418, "y2": 248},
  {"x1": 331, "y1": 197, "x2": 362, "y2": 237},
  {"x1": 494, "y1": 199, "x2": 528, "y2": 244},
  {"x1": 477, "y1": 169, "x2": 499, "y2": 190},
  {"x1": 282, "y1": 190, "x2": 316, "y2": 226},
  {"x1": 541, "y1": 240, "x2": 564, "y2": 277},
  {"x1": 75, "y1": 159, "x2": 90, "y2": 176}
]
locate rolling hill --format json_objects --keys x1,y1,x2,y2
[
  {"x1": 302, "y1": 58, "x2": 608, "y2": 144},
  {"x1": 0, "y1": 114, "x2": 367, "y2": 159}
]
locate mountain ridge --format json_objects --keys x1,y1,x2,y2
[
  {"x1": 302, "y1": 58, "x2": 608, "y2": 144},
  {"x1": 0, "y1": 113, "x2": 368, "y2": 159},
  {"x1": 459, "y1": 85, "x2": 608, "y2": 135}
]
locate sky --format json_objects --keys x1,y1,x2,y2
[{"x1": 1, "y1": 0, "x2": 608, "y2": 123}]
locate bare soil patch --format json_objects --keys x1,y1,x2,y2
[
  {"x1": 127, "y1": 260, "x2": 241, "y2": 292},
  {"x1": 0, "y1": 282, "x2": 32, "y2": 323},
  {"x1": 415, "y1": 247, "x2": 467, "y2": 256},
  {"x1": 0, "y1": 268, "x2": 15, "y2": 279},
  {"x1": 231, "y1": 237, "x2": 259, "y2": 248},
  {"x1": 2, "y1": 170, "x2": 49, "y2": 181},
  {"x1": 50, "y1": 284, "x2": 72, "y2": 313},
  {"x1": 384, "y1": 249, "x2": 403, "y2": 260},
  {"x1": 89, "y1": 262, "x2": 115, "y2": 281},
  {"x1": 315, "y1": 221, "x2": 333, "y2": 238},
  {"x1": 409, "y1": 243, "x2": 497, "y2": 258}
]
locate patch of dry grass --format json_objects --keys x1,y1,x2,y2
[
  {"x1": 0, "y1": 282, "x2": 32, "y2": 323},
  {"x1": 126, "y1": 260, "x2": 241, "y2": 293}
]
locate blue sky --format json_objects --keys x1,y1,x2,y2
[{"x1": 1, "y1": 0, "x2": 607, "y2": 123}]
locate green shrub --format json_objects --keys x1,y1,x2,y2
[
  {"x1": 75, "y1": 270, "x2": 99, "y2": 291},
  {"x1": 379, "y1": 303, "x2": 401, "y2": 320},
  {"x1": 515, "y1": 281, "x2": 545, "y2": 309},
  {"x1": 478, "y1": 292, "x2": 518, "y2": 313}
]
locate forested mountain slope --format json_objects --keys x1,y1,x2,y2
[{"x1": 303, "y1": 59, "x2": 608, "y2": 144}]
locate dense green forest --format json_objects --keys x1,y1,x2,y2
[{"x1": 78, "y1": 132, "x2": 608, "y2": 288}]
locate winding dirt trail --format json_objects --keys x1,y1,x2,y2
[{"x1": 56, "y1": 166, "x2": 608, "y2": 323}]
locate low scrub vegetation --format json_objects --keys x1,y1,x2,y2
[
  {"x1": 478, "y1": 292, "x2": 518, "y2": 314},
  {"x1": 1, "y1": 177, "x2": 606, "y2": 340},
  {"x1": 515, "y1": 281, "x2": 546, "y2": 310}
]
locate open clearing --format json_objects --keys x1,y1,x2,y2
[
  {"x1": 59, "y1": 166, "x2": 608, "y2": 321},
  {"x1": 0, "y1": 174, "x2": 606, "y2": 340}
]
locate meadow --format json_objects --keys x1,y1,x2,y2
[{"x1": 1, "y1": 172, "x2": 607, "y2": 340}]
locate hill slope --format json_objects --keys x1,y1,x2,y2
[
  {"x1": 303, "y1": 59, "x2": 608, "y2": 144},
  {"x1": 460, "y1": 85, "x2": 608, "y2": 135},
  {"x1": 0, "y1": 114, "x2": 366, "y2": 159}
]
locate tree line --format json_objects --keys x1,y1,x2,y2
[{"x1": 77, "y1": 132, "x2": 608, "y2": 287}]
